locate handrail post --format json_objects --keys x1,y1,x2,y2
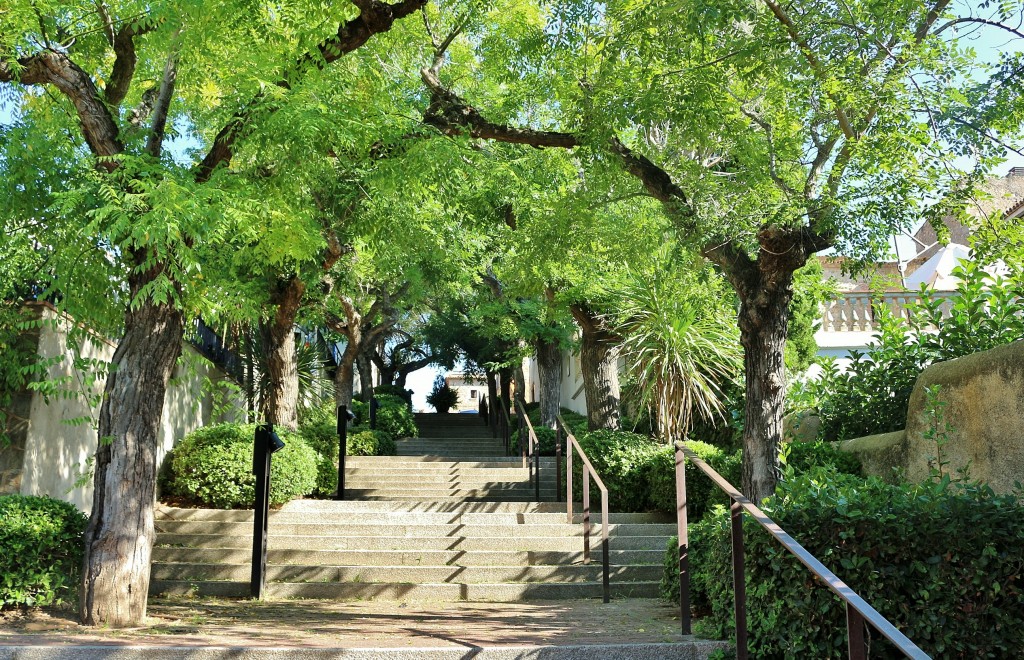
[
  {"x1": 582, "y1": 462, "x2": 591, "y2": 564},
  {"x1": 555, "y1": 427, "x2": 563, "y2": 502},
  {"x1": 518, "y1": 404, "x2": 527, "y2": 469},
  {"x1": 731, "y1": 500, "x2": 748, "y2": 659},
  {"x1": 534, "y1": 437, "x2": 540, "y2": 501},
  {"x1": 847, "y1": 604, "x2": 867, "y2": 660},
  {"x1": 601, "y1": 493, "x2": 610, "y2": 603},
  {"x1": 566, "y1": 431, "x2": 573, "y2": 523},
  {"x1": 675, "y1": 444, "x2": 691, "y2": 635},
  {"x1": 334, "y1": 405, "x2": 348, "y2": 501}
]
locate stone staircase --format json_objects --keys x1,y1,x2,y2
[{"x1": 150, "y1": 413, "x2": 673, "y2": 602}]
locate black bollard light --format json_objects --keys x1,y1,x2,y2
[
  {"x1": 335, "y1": 405, "x2": 356, "y2": 500},
  {"x1": 369, "y1": 397, "x2": 379, "y2": 430},
  {"x1": 251, "y1": 424, "x2": 285, "y2": 600}
]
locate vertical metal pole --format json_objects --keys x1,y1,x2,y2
[
  {"x1": 731, "y1": 500, "x2": 748, "y2": 659},
  {"x1": 555, "y1": 428, "x2": 563, "y2": 503},
  {"x1": 335, "y1": 405, "x2": 348, "y2": 501},
  {"x1": 847, "y1": 604, "x2": 867, "y2": 660},
  {"x1": 566, "y1": 434, "x2": 573, "y2": 523},
  {"x1": 519, "y1": 405, "x2": 527, "y2": 469},
  {"x1": 369, "y1": 397, "x2": 377, "y2": 430},
  {"x1": 534, "y1": 438, "x2": 540, "y2": 502},
  {"x1": 251, "y1": 425, "x2": 272, "y2": 600},
  {"x1": 676, "y1": 445, "x2": 691, "y2": 635},
  {"x1": 601, "y1": 494, "x2": 610, "y2": 603},
  {"x1": 583, "y1": 464, "x2": 591, "y2": 565}
]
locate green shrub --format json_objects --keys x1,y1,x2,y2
[
  {"x1": 513, "y1": 425, "x2": 558, "y2": 456},
  {"x1": 426, "y1": 374, "x2": 460, "y2": 413},
  {"x1": 783, "y1": 441, "x2": 861, "y2": 476},
  {"x1": 571, "y1": 430, "x2": 662, "y2": 512},
  {"x1": 663, "y1": 472, "x2": 1024, "y2": 658},
  {"x1": 0, "y1": 495, "x2": 87, "y2": 608},
  {"x1": 558, "y1": 409, "x2": 589, "y2": 437},
  {"x1": 349, "y1": 399, "x2": 369, "y2": 425},
  {"x1": 374, "y1": 394, "x2": 418, "y2": 438},
  {"x1": 373, "y1": 385, "x2": 412, "y2": 405},
  {"x1": 300, "y1": 422, "x2": 397, "y2": 495},
  {"x1": 168, "y1": 423, "x2": 318, "y2": 508},
  {"x1": 812, "y1": 263, "x2": 1024, "y2": 441},
  {"x1": 645, "y1": 441, "x2": 742, "y2": 518}
]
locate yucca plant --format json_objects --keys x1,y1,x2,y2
[{"x1": 610, "y1": 268, "x2": 742, "y2": 443}]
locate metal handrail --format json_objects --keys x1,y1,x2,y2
[
  {"x1": 673, "y1": 442, "x2": 929, "y2": 659},
  {"x1": 514, "y1": 399, "x2": 541, "y2": 501},
  {"x1": 496, "y1": 395, "x2": 513, "y2": 456},
  {"x1": 556, "y1": 414, "x2": 610, "y2": 603}
]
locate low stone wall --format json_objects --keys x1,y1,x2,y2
[
  {"x1": 904, "y1": 340, "x2": 1024, "y2": 492},
  {"x1": 838, "y1": 340, "x2": 1024, "y2": 494}
]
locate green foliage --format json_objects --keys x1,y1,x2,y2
[
  {"x1": 665, "y1": 473, "x2": 1024, "y2": 658},
  {"x1": 813, "y1": 263, "x2": 1024, "y2": 440},
  {"x1": 373, "y1": 394, "x2": 418, "y2": 439},
  {"x1": 300, "y1": 421, "x2": 396, "y2": 496},
  {"x1": 167, "y1": 423, "x2": 317, "y2": 509},
  {"x1": 786, "y1": 260, "x2": 833, "y2": 374},
  {"x1": 610, "y1": 257, "x2": 743, "y2": 443},
  {"x1": 0, "y1": 304, "x2": 42, "y2": 447},
  {"x1": 0, "y1": 495, "x2": 87, "y2": 608},
  {"x1": 373, "y1": 385, "x2": 413, "y2": 405},
  {"x1": 782, "y1": 441, "x2": 862, "y2": 478},
  {"x1": 645, "y1": 441, "x2": 743, "y2": 518},
  {"x1": 425, "y1": 374, "x2": 460, "y2": 413},
  {"x1": 570, "y1": 430, "x2": 663, "y2": 512},
  {"x1": 349, "y1": 400, "x2": 369, "y2": 425}
]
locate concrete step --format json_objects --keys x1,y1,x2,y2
[
  {"x1": 281, "y1": 500, "x2": 569, "y2": 512},
  {"x1": 152, "y1": 547, "x2": 666, "y2": 566},
  {"x1": 344, "y1": 468, "x2": 532, "y2": 479},
  {"x1": 150, "y1": 579, "x2": 662, "y2": 601},
  {"x1": 155, "y1": 534, "x2": 671, "y2": 551},
  {"x1": 156, "y1": 505, "x2": 668, "y2": 524},
  {"x1": 150, "y1": 562, "x2": 664, "y2": 584},
  {"x1": 155, "y1": 521, "x2": 672, "y2": 538},
  {"x1": 345, "y1": 457, "x2": 555, "y2": 466}
]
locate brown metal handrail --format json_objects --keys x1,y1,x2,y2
[
  {"x1": 556, "y1": 414, "x2": 610, "y2": 603},
  {"x1": 514, "y1": 399, "x2": 542, "y2": 501},
  {"x1": 496, "y1": 395, "x2": 513, "y2": 456},
  {"x1": 673, "y1": 442, "x2": 929, "y2": 659}
]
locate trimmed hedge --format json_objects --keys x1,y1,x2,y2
[
  {"x1": 168, "y1": 423, "x2": 318, "y2": 509},
  {"x1": 0, "y1": 495, "x2": 87, "y2": 608},
  {"x1": 374, "y1": 394, "x2": 418, "y2": 439},
  {"x1": 645, "y1": 441, "x2": 743, "y2": 519},
  {"x1": 570, "y1": 430, "x2": 662, "y2": 512},
  {"x1": 662, "y1": 472, "x2": 1024, "y2": 658},
  {"x1": 300, "y1": 422, "x2": 397, "y2": 496}
]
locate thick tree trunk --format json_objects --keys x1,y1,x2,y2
[
  {"x1": 80, "y1": 285, "x2": 184, "y2": 627},
  {"x1": 536, "y1": 337, "x2": 562, "y2": 429},
  {"x1": 514, "y1": 363, "x2": 526, "y2": 403},
  {"x1": 486, "y1": 371, "x2": 498, "y2": 426},
  {"x1": 259, "y1": 277, "x2": 304, "y2": 431},
  {"x1": 356, "y1": 349, "x2": 374, "y2": 399},
  {"x1": 571, "y1": 305, "x2": 620, "y2": 431},
  {"x1": 334, "y1": 344, "x2": 358, "y2": 408},
  {"x1": 736, "y1": 276, "x2": 794, "y2": 503}
]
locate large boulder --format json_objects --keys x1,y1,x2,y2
[{"x1": 904, "y1": 340, "x2": 1024, "y2": 493}]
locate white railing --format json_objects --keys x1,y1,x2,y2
[{"x1": 820, "y1": 292, "x2": 955, "y2": 333}]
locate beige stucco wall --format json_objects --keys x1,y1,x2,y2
[
  {"x1": 18, "y1": 306, "x2": 243, "y2": 513},
  {"x1": 904, "y1": 340, "x2": 1024, "y2": 493}
]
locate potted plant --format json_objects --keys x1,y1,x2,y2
[{"x1": 426, "y1": 374, "x2": 460, "y2": 413}]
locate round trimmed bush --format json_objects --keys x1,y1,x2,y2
[
  {"x1": 374, "y1": 394, "x2": 418, "y2": 438},
  {"x1": 0, "y1": 495, "x2": 87, "y2": 608},
  {"x1": 645, "y1": 440, "x2": 742, "y2": 518},
  {"x1": 168, "y1": 423, "x2": 317, "y2": 509},
  {"x1": 572, "y1": 430, "x2": 662, "y2": 512}
]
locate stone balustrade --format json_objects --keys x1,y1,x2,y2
[{"x1": 820, "y1": 291, "x2": 955, "y2": 333}]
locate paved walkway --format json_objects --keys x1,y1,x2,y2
[{"x1": 0, "y1": 598, "x2": 714, "y2": 652}]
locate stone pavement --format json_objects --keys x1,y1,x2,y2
[{"x1": 0, "y1": 597, "x2": 726, "y2": 658}]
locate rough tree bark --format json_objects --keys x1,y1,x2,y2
[
  {"x1": 536, "y1": 337, "x2": 562, "y2": 429},
  {"x1": 335, "y1": 342, "x2": 358, "y2": 407},
  {"x1": 80, "y1": 269, "x2": 184, "y2": 626},
  {"x1": 259, "y1": 276, "x2": 305, "y2": 430},
  {"x1": 486, "y1": 371, "x2": 498, "y2": 426},
  {"x1": 571, "y1": 305, "x2": 621, "y2": 431},
  {"x1": 356, "y1": 349, "x2": 375, "y2": 400}
]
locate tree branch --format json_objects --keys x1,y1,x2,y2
[
  {"x1": 1, "y1": 51, "x2": 122, "y2": 169},
  {"x1": 196, "y1": 0, "x2": 427, "y2": 183},
  {"x1": 145, "y1": 42, "x2": 178, "y2": 158}
]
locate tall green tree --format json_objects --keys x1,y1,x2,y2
[
  {"x1": 413, "y1": 0, "x2": 1023, "y2": 500},
  {"x1": 0, "y1": 0, "x2": 426, "y2": 626}
]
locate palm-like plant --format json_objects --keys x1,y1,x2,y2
[{"x1": 610, "y1": 268, "x2": 742, "y2": 443}]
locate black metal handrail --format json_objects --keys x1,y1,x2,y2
[
  {"x1": 556, "y1": 414, "x2": 610, "y2": 603},
  {"x1": 673, "y1": 442, "x2": 929, "y2": 659},
  {"x1": 514, "y1": 399, "x2": 541, "y2": 501}
]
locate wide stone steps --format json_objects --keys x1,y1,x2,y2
[{"x1": 149, "y1": 416, "x2": 672, "y2": 605}]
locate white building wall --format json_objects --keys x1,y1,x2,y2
[{"x1": 18, "y1": 306, "x2": 242, "y2": 513}]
